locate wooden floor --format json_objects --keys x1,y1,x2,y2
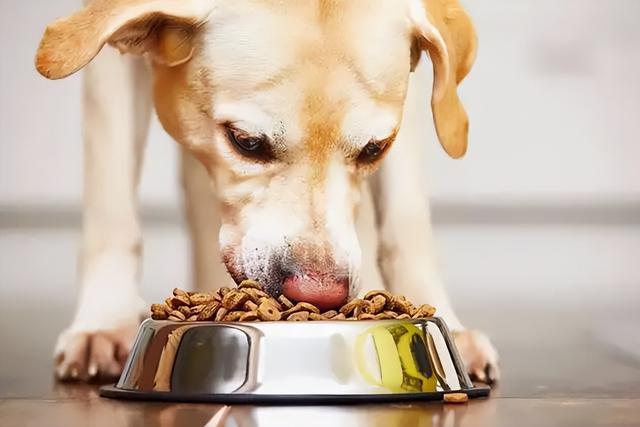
[{"x1": 1, "y1": 298, "x2": 639, "y2": 427}]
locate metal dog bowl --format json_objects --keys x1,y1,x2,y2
[{"x1": 100, "y1": 318, "x2": 489, "y2": 404}]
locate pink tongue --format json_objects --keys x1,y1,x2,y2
[{"x1": 282, "y1": 275, "x2": 348, "y2": 311}]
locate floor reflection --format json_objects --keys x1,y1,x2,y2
[
  {"x1": 186, "y1": 400, "x2": 496, "y2": 427},
  {"x1": 42, "y1": 382, "x2": 497, "y2": 427}
]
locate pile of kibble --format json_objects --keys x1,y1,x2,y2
[{"x1": 150, "y1": 280, "x2": 436, "y2": 322}]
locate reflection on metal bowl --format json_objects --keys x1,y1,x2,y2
[{"x1": 100, "y1": 318, "x2": 489, "y2": 404}]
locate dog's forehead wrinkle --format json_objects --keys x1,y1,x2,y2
[
  {"x1": 204, "y1": 0, "x2": 411, "y2": 94},
  {"x1": 247, "y1": 64, "x2": 298, "y2": 93}
]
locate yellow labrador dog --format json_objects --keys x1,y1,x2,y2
[{"x1": 36, "y1": 0, "x2": 498, "y2": 383}]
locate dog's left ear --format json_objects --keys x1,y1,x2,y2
[
  {"x1": 410, "y1": 0, "x2": 477, "y2": 158},
  {"x1": 35, "y1": 0, "x2": 215, "y2": 80}
]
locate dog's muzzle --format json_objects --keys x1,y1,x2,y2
[{"x1": 222, "y1": 240, "x2": 352, "y2": 311}]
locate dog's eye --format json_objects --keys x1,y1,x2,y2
[
  {"x1": 357, "y1": 141, "x2": 383, "y2": 164},
  {"x1": 225, "y1": 126, "x2": 273, "y2": 160}
]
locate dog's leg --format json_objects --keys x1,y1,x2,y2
[
  {"x1": 180, "y1": 149, "x2": 234, "y2": 292},
  {"x1": 54, "y1": 47, "x2": 152, "y2": 381},
  {"x1": 372, "y1": 67, "x2": 499, "y2": 383}
]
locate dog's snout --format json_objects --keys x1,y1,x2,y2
[
  {"x1": 222, "y1": 238, "x2": 356, "y2": 311},
  {"x1": 281, "y1": 274, "x2": 349, "y2": 311}
]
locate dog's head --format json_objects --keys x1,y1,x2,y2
[{"x1": 36, "y1": 0, "x2": 476, "y2": 309}]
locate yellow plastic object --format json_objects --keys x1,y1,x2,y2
[{"x1": 355, "y1": 323, "x2": 437, "y2": 393}]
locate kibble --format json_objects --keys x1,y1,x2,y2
[
  {"x1": 189, "y1": 292, "x2": 216, "y2": 305},
  {"x1": 169, "y1": 295, "x2": 190, "y2": 308},
  {"x1": 169, "y1": 310, "x2": 186, "y2": 321},
  {"x1": 150, "y1": 280, "x2": 436, "y2": 322},
  {"x1": 257, "y1": 300, "x2": 281, "y2": 321},
  {"x1": 287, "y1": 311, "x2": 309, "y2": 321},
  {"x1": 222, "y1": 311, "x2": 244, "y2": 322},
  {"x1": 177, "y1": 306, "x2": 191, "y2": 317},
  {"x1": 240, "y1": 311, "x2": 259, "y2": 321},
  {"x1": 214, "y1": 307, "x2": 228, "y2": 322},
  {"x1": 221, "y1": 290, "x2": 250, "y2": 311},
  {"x1": 197, "y1": 302, "x2": 220, "y2": 321},
  {"x1": 443, "y1": 393, "x2": 469, "y2": 404},
  {"x1": 278, "y1": 295, "x2": 294, "y2": 309}
]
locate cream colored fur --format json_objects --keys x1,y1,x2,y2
[{"x1": 37, "y1": 0, "x2": 499, "y2": 383}]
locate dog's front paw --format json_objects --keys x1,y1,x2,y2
[
  {"x1": 54, "y1": 321, "x2": 139, "y2": 382},
  {"x1": 454, "y1": 329, "x2": 500, "y2": 384}
]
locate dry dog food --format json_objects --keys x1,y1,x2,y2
[
  {"x1": 150, "y1": 280, "x2": 436, "y2": 322},
  {"x1": 443, "y1": 392, "x2": 469, "y2": 403}
]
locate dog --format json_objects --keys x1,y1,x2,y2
[{"x1": 35, "y1": 0, "x2": 499, "y2": 383}]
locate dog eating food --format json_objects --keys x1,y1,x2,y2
[{"x1": 150, "y1": 280, "x2": 436, "y2": 322}]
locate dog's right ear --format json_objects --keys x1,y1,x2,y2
[{"x1": 35, "y1": 0, "x2": 215, "y2": 79}]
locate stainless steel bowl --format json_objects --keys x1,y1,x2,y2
[{"x1": 100, "y1": 318, "x2": 489, "y2": 404}]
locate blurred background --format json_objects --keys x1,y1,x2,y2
[{"x1": 0, "y1": 0, "x2": 639, "y2": 391}]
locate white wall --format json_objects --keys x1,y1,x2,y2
[
  {"x1": 0, "y1": 0, "x2": 180, "y2": 206},
  {"x1": 428, "y1": 0, "x2": 640, "y2": 203}
]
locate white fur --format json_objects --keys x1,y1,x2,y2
[
  {"x1": 324, "y1": 155, "x2": 363, "y2": 291},
  {"x1": 213, "y1": 102, "x2": 284, "y2": 138},
  {"x1": 54, "y1": 44, "x2": 151, "y2": 380},
  {"x1": 341, "y1": 105, "x2": 399, "y2": 149}
]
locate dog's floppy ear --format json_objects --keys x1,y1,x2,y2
[
  {"x1": 410, "y1": 0, "x2": 477, "y2": 158},
  {"x1": 35, "y1": 0, "x2": 214, "y2": 80}
]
